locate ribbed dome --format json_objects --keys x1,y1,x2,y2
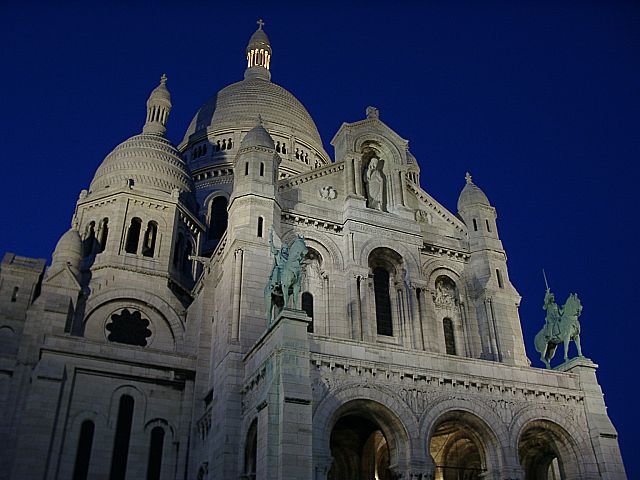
[
  {"x1": 90, "y1": 133, "x2": 194, "y2": 196},
  {"x1": 241, "y1": 122, "x2": 275, "y2": 150},
  {"x1": 52, "y1": 227, "x2": 82, "y2": 270},
  {"x1": 182, "y1": 78, "x2": 324, "y2": 156},
  {"x1": 457, "y1": 172, "x2": 491, "y2": 211}
]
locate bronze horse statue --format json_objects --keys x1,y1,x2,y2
[
  {"x1": 264, "y1": 234, "x2": 308, "y2": 325},
  {"x1": 534, "y1": 293, "x2": 583, "y2": 368}
]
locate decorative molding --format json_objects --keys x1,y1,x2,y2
[
  {"x1": 278, "y1": 163, "x2": 344, "y2": 191},
  {"x1": 282, "y1": 212, "x2": 342, "y2": 232}
]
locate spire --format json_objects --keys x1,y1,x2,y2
[
  {"x1": 244, "y1": 19, "x2": 272, "y2": 81},
  {"x1": 465, "y1": 172, "x2": 473, "y2": 184},
  {"x1": 143, "y1": 74, "x2": 172, "y2": 135}
]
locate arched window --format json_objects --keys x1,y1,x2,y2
[
  {"x1": 485, "y1": 219, "x2": 491, "y2": 232},
  {"x1": 373, "y1": 267, "x2": 393, "y2": 336},
  {"x1": 257, "y1": 217, "x2": 264, "y2": 238},
  {"x1": 125, "y1": 218, "x2": 142, "y2": 254},
  {"x1": 146, "y1": 426, "x2": 165, "y2": 480},
  {"x1": 244, "y1": 420, "x2": 258, "y2": 477},
  {"x1": 443, "y1": 318, "x2": 456, "y2": 355},
  {"x1": 72, "y1": 420, "x2": 95, "y2": 480},
  {"x1": 259, "y1": 162, "x2": 265, "y2": 176},
  {"x1": 109, "y1": 395, "x2": 134, "y2": 480},
  {"x1": 11, "y1": 286, "x2": 18, "y2": 302},
  {"x1": 142, "y1": 221, "x2": 158, "y2": 257},
  {"x1": 245, "y1": 162, "x2": 249, "y2": 176},
  {"x1": 282, "y1": 143, "x2": 287, "y2": 154},
  {"x1": 496, "y1": 269, "x2": 504, "y2": 288},
  {"x1": 472, "y1": 218, "x2": 478, "y2": 231},
  {"x1": 227, "y1": 138, "x2": 233, "y2": 149},
  {"x1": 173, "y1": 233, "x2": 184, "y2": 268},
  {"x1": 83, "y1": 221, "x2": 96, "y2": 257},
  {"x1": 208, "y1": 197, "x2": 228, "y2": 240},
  {"x1": 97, "y1": 218, "x2": 109, "y2": 253},
  {"x1": 302, "y1": 292, "x2": 314, "y2": 333}
]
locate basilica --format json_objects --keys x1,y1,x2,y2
[{"x1": 0, "y1": 21, "x2": 626, "y2": 480}]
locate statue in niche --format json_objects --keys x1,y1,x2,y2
[
  {"x1": 364, "y1": 157, "x2": 384, "y2": 210},
  {"x1": 434, "y1": 277, "x2": 456, "y2": 308}
]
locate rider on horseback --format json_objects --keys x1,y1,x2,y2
[
  {"x1": 543, "y1": 289, "x2": 562, "y2": 342},
  {"x1": 268, "y1": 229, "x2": 289, "y2": 290}
]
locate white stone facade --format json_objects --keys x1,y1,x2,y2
[{"x1": 0, "y1": 22, "x2": 626, "y2": 480}]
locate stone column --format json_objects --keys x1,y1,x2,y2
[
  {"x1": 232, "y1": 248, "x2": 244, "y2": 341},
  {"x1": 409, "y1": 286, "x2": 424, "y2": 350},
  {"x1": 354, "y1": 156, "x2": 363, "y2": 197},
  {"x1": 344, "y1": 155, "x2": 355, "y2": 196},
  {"x1": 556, "y1": 358, "x2": 627, "y2": 479}
]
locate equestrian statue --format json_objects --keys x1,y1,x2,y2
[
  {"x1": 534, "y1": 271, "x2": 584, "y2": 369},
  {"x1": 264, "y1": 228, "x2": 308, "y2": 325}
]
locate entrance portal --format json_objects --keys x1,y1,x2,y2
[
  {"x1": 328, "y1": 414, "x2": 390, "y2": 480},
  {"x1": 519, "y1": 421, "x2": 568, "y2": 480},
  {"x1": 429, "y1": 414, "x2": 486, "y2": 480}
]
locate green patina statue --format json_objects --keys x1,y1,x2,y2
[
  {"x1": 264, "y1": 228, "x2": 308, "y2": 325},
  {"x1": 534, "y1": 279, "x2": 584, "y2": 368}
]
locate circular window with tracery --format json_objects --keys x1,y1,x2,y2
[{"x1": 105, "y1": 308, "x2": 152, "y2": 346}]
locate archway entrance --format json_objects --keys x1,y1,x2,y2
[
  {"x1": 429, "y1": 412, "x2": 488, "y2": 480},
  {"x1": 328, "y1": 414, "x2": 390, "y2": 480},
  {"x1": 518, "y1": 420, "x2": 574, "y2": 480}
]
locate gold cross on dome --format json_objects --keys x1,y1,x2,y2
[{"x1": 257, "y1": 19, "x2": 265, "y2": 29}]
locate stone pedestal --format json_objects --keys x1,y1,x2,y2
[
  {"x1": 556, "y1": 357, "x2": 627, "y2": 480},
  {"x1": 250, "y1": 308, "x2": 313, "y2": 480}
]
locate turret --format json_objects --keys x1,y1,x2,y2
[
  {"x1": 457, "y1": 173, "x2": 528, "y2": 366},
  {"x1": 229, "y1": 117, "x2": 281, "y2": 242},
  {"x1": 457, "y1": 172, "x2": 503, "y2": 252}
]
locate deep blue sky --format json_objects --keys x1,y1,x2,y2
[{"x1": 2, "y1": 1, "x2": 638, "y2": 474}]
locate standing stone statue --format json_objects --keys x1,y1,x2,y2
[
  {"x1": 364, "y1": 157, "x2": 384, "y2": 210},
  {"x1": 534, "y1": 282, "x2": 584, "y2": 368},
  {"x1": 264, "y1": 229, "x2": 309, "y2": 325}
]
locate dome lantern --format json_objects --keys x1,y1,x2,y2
[
  {"x1": 143, "y1": 74, "x2": 172, "y2": 135},
  {"x1": 244, "y1": 19, "x2": 272, "y2": 81}
]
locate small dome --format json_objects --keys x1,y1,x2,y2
[
  {"x1": 52, "y1": 227, "x2": 82, "y2": 270},
  {"x1": 457, "y1": 172, "x2": 491, "y2": 211},
  {"x1": 147, "y1": 74, "x2": 171, "y2": 105},
  {"x1": 247, "y1": 22, "x2": 271, "y2": 54},
  {"x1": 240, "y1": 120, "x2": 275, "y2": 150},
  {"x1": 90, "y1": 133, "x2": 194, "y2": 196}
]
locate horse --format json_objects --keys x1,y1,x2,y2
[
  {"x1": 534, "y1": 293, "x2": 583, "y2": 369},
  {"x1": 264, "y1": 236, "x2": 308, "y2": 325}
]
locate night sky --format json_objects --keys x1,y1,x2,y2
[{"x1": 1, "y1": 1, "x2": 638, "y2": 475}]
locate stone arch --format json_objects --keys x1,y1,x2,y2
[
  {"x1": 359, "y1": 237, "x2": 421, "y2": 279},
  {"x1": 144, "y1": 417, "x2": 176, "y2": 439},
  {"x1": 281, "y1": 228, "x2": 344, "y2": 272},
  {"x1": 314, "y1": 383, "x2": 419, "y2": 473},
  {"x1": 83, "y1": 288, "x2": 184, "y2": 350},
  {"x1": 108, "y1": 384, "x2": 147, "y2": 430},
  {"x1": 354, "y1": 133, "x2": 404, "y2": 166},
  {"x1": 510, "y1": 405, "x2": 594, "y2": 479},
  {"x1": 420, "y1": 396, "x2": 508, "y2": 475}
]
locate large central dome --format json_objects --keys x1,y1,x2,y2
[
  {"x1": 180, "y1": 21, "x2": 330, "y2": 174},
  {"x1": 182, "y1": 77, "x2": 324, "y2": 154}
]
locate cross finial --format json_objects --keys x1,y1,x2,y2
[
  {"x1": 465, "y1": 172, "x2": 473, "y2": 184},
  {"x1": 160, "y1": 73, "x2": 167, "y2": 85},
  {"x1": 257, "y1": 114, "x2": 263, "y2": 125},
  {"x1": 257, "y1": 19, "x2": 265, "y2": 30}
]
